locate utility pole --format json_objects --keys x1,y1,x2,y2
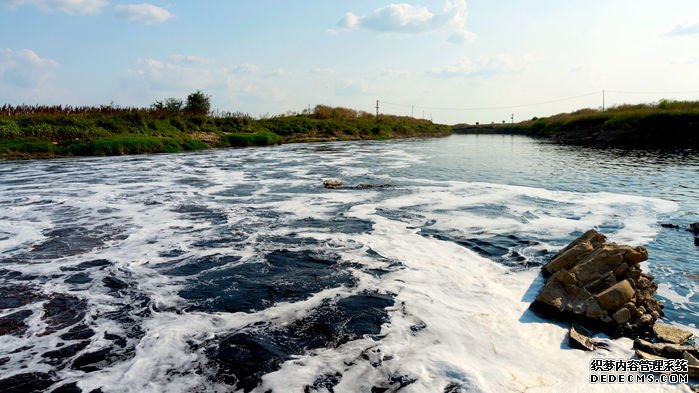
[
  {"x1": 511, "y1": 114, "x2": 514, "y2": 124},
  {"x1": 603, "y1": 90, "x2": 606, "y2": 112},
  {"x1": 376, "y1": 100, "x2": 380, "y2": 121}
]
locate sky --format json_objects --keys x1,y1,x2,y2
[{"x1": 1, "y1": 0, "x2": 699, "y2": 124}]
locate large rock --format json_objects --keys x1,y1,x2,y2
[
  {"x1": 653, "y1": 323, "x2": 694, "y2": 345},
  {"x1": 634, "y1": 338, "x2": 699, "y2": 359},
  {"x1": 595, "y1": 280, "x2": 635, "y2": 311},
  {"x1": 544, "y1": 230, "x2": 605, "y2": 275},
  {"x1": 531, "y1": 229, "x2": 665, "y2": 338},
  {"x1": 323, "y1": 179, "x2": 345, "y2": 189}
]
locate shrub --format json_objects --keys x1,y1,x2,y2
[
  {"x1": 185, "y1": 91, "x2": 211, "y2": 115},
  {"x1": 0, "y1": 119, "x2": 21, "y2": 138}
]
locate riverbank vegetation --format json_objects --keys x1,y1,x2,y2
[
  {"x1": 0, "y1": 93, "x2": 451, "y2": 159},
  {"x1": 453, "y1": 99, "x2": 699, "y2": 148}
]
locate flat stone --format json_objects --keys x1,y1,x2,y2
[
  {"x1": 535, "y1": 279, "x2": 592, "y2": 314},
  {"x1": 555, "y1": 269, "x2": 577, "y2": 285},
  {"x1": 625, "y1": 302, "x2": 639, "y2": 317},
  {"x1": 595, "y1": 280, "x2": 635, "y2": 311},
  {"x1": 323, "y1": 179, "x2": 345, "y2": 189},
  {"x1": 653, "y1": 323, "x2": 694, "y2": 345},
  {"x1": 613, "y1": 263, "x2": 629, "y2": 277},
  {"x1": 684, "y1": 351, "x2": 699, "y2": 367},
  {"x1": 636, "y1": 277, "x2": 651, "y2": 289},
  {"x1": 569, "y1": 324, "x2": 604, "y2": 351},
  {"x1": 571, "y1": 245, "x2": 626, "y2": 284},
  {"x1": 623, "y1": 246, "x2": 648, "y2": 264},
  {"x1": 585, "y1": 300, "x2": 604, "y2": 319},
  {"x1": 612, "y1": 308, "x2": 631, "y2": 324},
  {"x1": 637, "y1": 314, "x2": 653, "y2": 326},
  {"x1": 634, "y1": 338, "x2": 698, "y2": 358},
  {"x1": 545, "y1": 242, "x2": 594, "y2": 275},
  {"x1": 635, "y1": 349, "x2": 666, "y2": 361},
  {"x1": 553, "y1": 230, "x2": 606, "y2": 258}
]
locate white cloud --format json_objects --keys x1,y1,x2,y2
[
  {"x1": 665, "y1": 21, "x2": 699, "y2": 36},
  {"x1": 429, "y1": 54, "x2": 527, "y2": 77},
  {"x1": 448, "y1": 30, "x2": 476, "y2": 44},
  {"x1": 169, "y1": 55, "x2": 212, "y2": 65},
  {"x1": 337, "y1": 12, "x2": 359, "y2": 29},
  {"x1": 265, "y1": 68, "x2": 287, "y2": 78},
  {"x1": 311, "y1": 67, "x2": 335, "y2": 75},
  {"x1": 125, "y1": 55, "x2": 290, "y2": 107},
  {"x1": 356, "y1": 3, "x2": 434, "y2": 33},
  {"x1": 0, "y1": 48, "x2": 58, "y2": 88},
  {"x1": 2, "y1": 0, "x2": 106, "y2": 14},
  {"x1": 335, "y1": 79, "x2": 370, "y2": 96},
  {"x1": 336, "y1": 0, "x2": 474, "y2": 44},
  {"x1": 230, "y1": 63, "x2": 259, "y2": 73},
  {"x1": 129, "y1": 56, "x2": 215, "y2": 90},
  {"x1": 380, "y1": 68, "x2": 409, "y2": 77},
  {"x1": 114, "y1": 3, "x2": 173, "y2": 24}
]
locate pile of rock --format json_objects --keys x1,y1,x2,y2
[{"x1": 531, "y1": 229, "x2": 664, "y2": 337}]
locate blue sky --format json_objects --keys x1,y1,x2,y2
[{"x1": 1, "y1": 0, "x2": 699, "y2": 124}]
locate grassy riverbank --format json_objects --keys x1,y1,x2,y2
[
  {"x1": 0, "y1": 105, "x2": 451, "y2": 159},
  {"x1": 453, "y1": 100, "x2": 699, "y2": 148}
]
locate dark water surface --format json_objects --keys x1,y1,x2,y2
[{"x1": 0, "y1": 135, "x2": 696, "y2": 393}]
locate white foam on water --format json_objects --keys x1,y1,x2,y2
[
  {"x1": 0, "y1": 143, "x2": 693, "y2": 393},
  {"x1": 376, "y1": 181, "x2": 678, "y2": 246},
  {"x1": 256, "y1": 182, "x2": 686, "y2": 393},
  {"x1": 73, "y1": 285, "x2": 356, "y2": 393}
]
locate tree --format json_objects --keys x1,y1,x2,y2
[
  {"x1": 152, "y1": 97, "x2": 183, "y2": 113},
  {"x1": 185, "y1": 91, "x2": 211, "y2": 115},
  {"x1": 164, "y1": 98, "x2": 184, "y2": 112}
]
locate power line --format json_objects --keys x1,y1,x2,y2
[
  {"x1": 381, "y1": 91, "x2": 600, "y2": 111},
  {"x1": 377, "y1": 88, "x2": 699, "y2": 121},
  {"x1": 607, "y1": 89, "x2": 699, "y2": 95}
]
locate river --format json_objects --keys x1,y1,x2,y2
[{"x1": 0, "y1": 135, "x2": 697, "y2": 392}]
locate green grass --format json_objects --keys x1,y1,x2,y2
[
  {"x1": 0, "y1": 140, "x2": 56, "y2": 156},
  {"x1": 0, "y1": 104, "x2": 452, "y2": 159},
  {"x1": 64, "y1": 135, "x2": 209, "y2": 156},
  {"x1": 516, "y1": 100, "x2": 699, "y2": 135},
  {"x1": 454, "y1": 99, "x2": 699, "y2": 147},
  {"x1": 222, "y1": 132, "x2": 283, "y2": 147},
  {"x1": 0, "y1": 136, "x2": 208, "y2": 158}
]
